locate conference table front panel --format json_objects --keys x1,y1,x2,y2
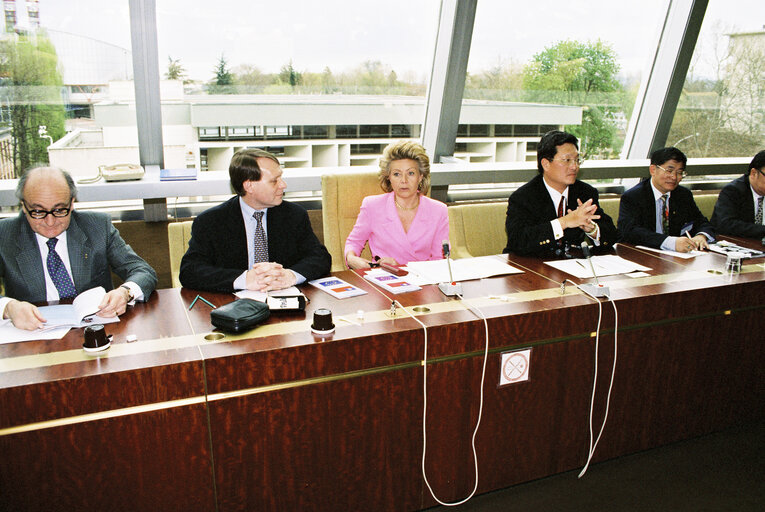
[{"x1": 1, "y1": 239, "x2": 763, "y2": 511}]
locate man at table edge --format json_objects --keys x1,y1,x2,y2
[
  {"x1": 179, "y1": 148, "x2": 331, "y2": 293},
  {"x1": 0, "y1": 167, "x2": 157, "y2": 330},
  {"x1": 710, "y1": 150, "x2": 765, "y2": 240}
]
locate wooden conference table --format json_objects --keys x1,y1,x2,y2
[{"x1": 1, "y1": 239, "x2": 764, "y2": 511}]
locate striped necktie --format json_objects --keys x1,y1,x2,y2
[
  {"x1": 46, "y1": 238, "x2": 77, "y2": 299},
  {"x1": 660, "y1": 194, "x2": 670, "y2": 234}
]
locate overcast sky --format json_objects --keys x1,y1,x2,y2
[{"x1": 28, "y1": 0, "x2": 765, "y2": 83}]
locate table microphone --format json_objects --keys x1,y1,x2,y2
[
  {"x1": 438, "y1": 240, "x2": 462, "y2": 296},
  {"x1": 579, "y1": 242, "x2": 610, "y2": 298}
]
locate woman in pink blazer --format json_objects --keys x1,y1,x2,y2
[{"x1": 345, "y1": 141, "x2": 449, "y2": 269}]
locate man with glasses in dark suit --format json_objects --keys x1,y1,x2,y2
[
  {"x1": 711, "y1": 150, "x2": 765, "y2": 240},
  {"x1": 503, "y1": 130, "x2": 618, "y2": 257},
  {"x1": 0, "y1": 166, "x2": 157, "y2": 330},
  {"x1": 618, "y1": 147, "x2": 715, "y2": 253}
]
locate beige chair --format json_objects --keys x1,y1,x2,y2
[
  {"x1": 167, "y1": 221, "x2": 193, "y2": 288},
  {"x1": 694, "y1": 192, "x2": 719, "y2": 220},
  {"x1": 599, "y1": 196, "x2": 621, "y2": 224},
  {"x1": 321, "y1": 171, "x2": 383, "y2": 271},
  {"x1": 449, "y1": 202, "x2": 508, "y2": 258}
]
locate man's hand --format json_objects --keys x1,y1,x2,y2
[
  {"x1": 674, "y1": 234, "x2": 708, "y2": 253},
  {"x1": 692, "y1": 234, "x2": 709, "y2": 250},
  {"x1": 97, "y1": 287, "x2": 131, "y2": 317},
  {"x1": 4, "y1": 299, "x2": 46, "y2": 331},
  {"x1": 246, "y1": 262, "x2": 297, "y2": 292},
  {"x1": 562, "y1": 198, "x2": 600, "y2": 231}
]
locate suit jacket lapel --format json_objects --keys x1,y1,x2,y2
[
  {"x1": 14, "y1": 215, "x2": 47, "y2": 300},
  {"x1": 534, "y1": 175, "x2": 558, "y2": 221},
  {"x1": 66, "y1": 213, "x2": 93, "y2": 292},
  {"x1": 641, "y1": 180, "x2": 658, "y2": 230}
]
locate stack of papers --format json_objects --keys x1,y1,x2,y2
[{"x1": 708, "y1": 240, "x2": 765, "y2": 259}]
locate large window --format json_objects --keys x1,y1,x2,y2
[
  {"x1": 0, "y1": 0, "x2": 133, "y2": 180},
  {"x1": 465, "y1": 0, "x2": 667, "y2": 161},
  {"x1": 667, "y1": 0, "x2": 765, "y2": 158},
  {"x1": 154, "y1": 0, "x2": 440, "y2": 171}
]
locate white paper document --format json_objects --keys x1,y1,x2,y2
[
  {"x1": 544, "y1": 255, "x2": 651, "y2": 279},
  {"x1": 37, "y1": 286, "x2": 119, "y2": 329},
  {"x1": 636, "y1": 246, "x2": 709, "y2": 259},
  {"x1": 405, "y1": 255, "x2": 523, "y2": 285},
  {"x1": 0, "y1": 287, "x2": 119, "y2": 345},
  {"x1": 0, "y1": 323, "x2": 71, "y2": 344}
]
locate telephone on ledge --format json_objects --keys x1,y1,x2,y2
[{"x1": 78, "y1": 164, "x2": 145, "y2": 184}]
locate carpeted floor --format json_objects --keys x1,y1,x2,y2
[{"x1": 428, "y1": 421, "x2": 764, "y2": 512}]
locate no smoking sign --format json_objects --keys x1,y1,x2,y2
[{"x1": 499, "y1": 349, "x2": 531, "y2": 386}]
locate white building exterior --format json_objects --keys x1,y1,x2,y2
[{"x1": 49, "y1": 80, "x2": 582, "y2": 177}]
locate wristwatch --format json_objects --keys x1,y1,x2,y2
[{"x1": 120, "y1": 284, "x2": 135, "y2": 302}]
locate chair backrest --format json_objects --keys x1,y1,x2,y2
[
  {"x1": 321, "y1": 171, "x2": 382, "y2": 271},
  {"x1": 167, "y1": 221, "x2": 193, "y2": 288},
  {"x1": 599, "y1": 197, "x2": 621, "y2": 224},
  {"x1": 694, "y1": 192, "x2": 719, "y2": 220},
  {"x1": 449, "y1": 202, "x2": 508, "y2": 258}
]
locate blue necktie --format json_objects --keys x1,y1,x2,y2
[{"x1": 47, "y1": 238, "x2": 77, "y2": 299}]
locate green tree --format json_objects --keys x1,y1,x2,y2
[
  {"x1": 522, "y1": 40, "x2": 623, "y2": 158},
  {"x1": 0, "y1": 32, "x2": 66, "y2": 176},
  {"x1": 212, "y1": 54, "x2": 234, "y2": 87},
  {"x1": 278, "y1": 60, "x2": 302, "y2": 88},
  {"x1": 164, "y1": 56, "x2": 187, "y2": 82}
]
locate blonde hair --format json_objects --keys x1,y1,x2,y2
[{"x1": 378, "y1": 140, "x2": 431, "y2": 194}]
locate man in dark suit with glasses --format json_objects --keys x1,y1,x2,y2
[
  {"x1": 618, "y1": 147, "x2": 715, "y2": 253},
  {"x1": 0, "y1": 166, "x2": 157, "y2": 330},
  {"x1": 503, "y1": 130, "x2": 618, "y2": 258}
]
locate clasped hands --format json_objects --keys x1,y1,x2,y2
[
  {"x1": 4, "y1": 287, "x2": 132, "y2": 331},
  {"x1": 246, "y1": 262, "x2": 296, "y2": 292},
  {"x1": 560, "y1": 198, "x2": 599, "y2": 233}
]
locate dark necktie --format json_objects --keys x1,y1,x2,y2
[
  {"x1": 557, "y1": 196, "x2": 565, "y2": 218},
  {"x1": 660, "y1": 194, "x2": 670, "y2": 234},
  {"x1": 46, "y1": 238, "x2": 77, "y2": 299},
  {"x1": 252, "y1": 211, "x2": 268, "y2": 264},
  {"x1": 756, "y1": 196, "x2": 764, "y2": 225}
]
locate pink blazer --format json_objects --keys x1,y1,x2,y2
[{"x1": 344, "y1": 192, "x2": 449, "y2": 265}]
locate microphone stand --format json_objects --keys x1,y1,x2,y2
[
  {"x1": 438, "y1": 241, "x2": 462, "y2": 296},
  {"x1": 579, "y1": 242, "x2": 610, "y2": 298}
]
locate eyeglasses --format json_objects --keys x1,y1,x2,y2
[
  {"x1": 656, "y1": 164, "x2": 687, "y2": 178},
  {"x1": 22, "y1": 200, "x2": 73, "y2": 219},
  {"x1": 552, "y1": 157, "x2": 583, "y2": 166}
]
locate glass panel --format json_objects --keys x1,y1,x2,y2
[
  {"x1": 155, "y1": 0, "x2": 439, "y2": 171},
  {"x1": 667, "y1": 0, "x2": 765, "y2": 158},
  {"x1": 466, "y1": 0, "x2": 667, "y2": 160},
  {"x1": 0, "y1": 0, "x2": 133, "y2": 181}
]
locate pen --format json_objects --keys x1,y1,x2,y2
[{"x1": 685, "y1": 231, "x2": 698, "y2": 250}]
